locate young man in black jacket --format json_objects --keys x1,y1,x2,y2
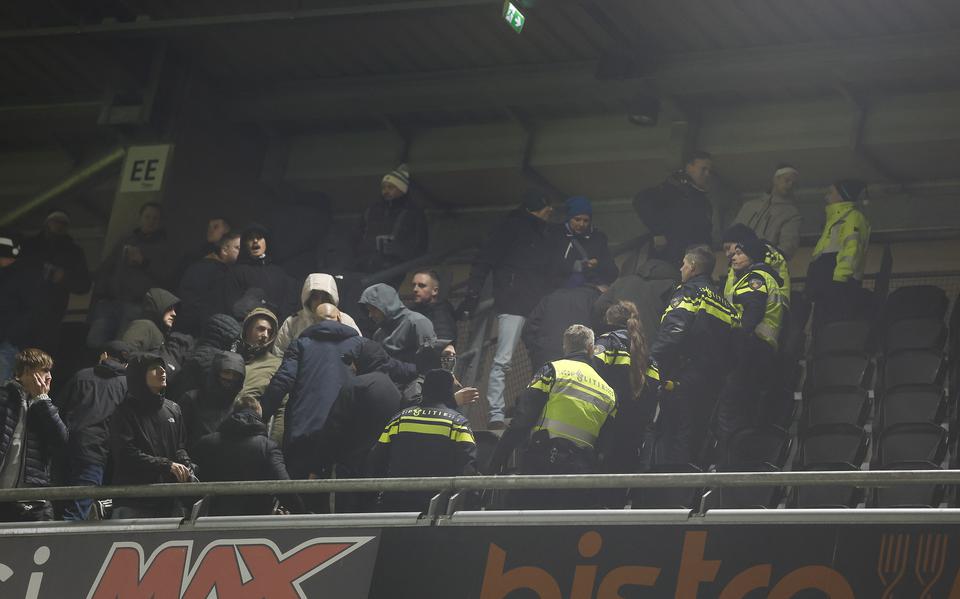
[
  {"x1": 53, "y1": 341, "x2": 133, "y2": 520},
  {"x1": 0, "y1": 348, "x2": 68, "y2": 522},
  {"x1": 458, "y1": 189, "x2": 555, "y2": 428},
  {"x1": 192, "y1": 396, "x2": 301, "y2": 516},
  {"x1": 410, "y1": 269, "x2": 458, "y2": 346},
  {"x1": 110, "y1": 352, "x2": 194, "y2": 519}
]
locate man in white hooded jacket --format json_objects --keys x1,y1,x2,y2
[{"x1": 273, "y1": 273, "x2": 361, "y2": 357}]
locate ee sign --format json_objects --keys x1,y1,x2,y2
[{"x1": 119, "y1": 145, "x2": 171, "y2": 193}]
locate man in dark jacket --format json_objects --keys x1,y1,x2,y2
[
  {"x1": 52, "y1": 341, "x2": 133, "y2": 520},
  {"x1": 457, "y1": 189, "x2": 555, "y2": 428},
  {"x1": 261, "y1": 320, "x2": 362, "y2": 479},
  {"x1": 88, "y1": 202, "x2": 173, "y2": 348},
  {"x1": 410, "y1": 269, "x2": 458, "y2": 346},
  {"x1": 650, "y1": 246, "x2": 740, "y2": 467},
  {"x1": 0, "y1": 348, "x2": 68, "y2": 522},
  {"x1": 550, "y1": 196, "x2": 617, "y2": 289},
  {"x1": 177, "y1": 231, "x2": 240, "y2": 335},
  {"x1": 359, "y1": 283, "x2": 437, "y2": 365},
  {"x1": 634, "y1": 151, "x2": 714, "y2": 266},
  {"x1": 192, "y1": 396, "x2": 301, "y2": 516},
  {"x1": 353, "y1": 164, "x2": 429, "y2": 276},
  {"x1": 0, "y1": 232, "x2": 46, "y2": 383},
  {"x1": 177, "y1": 350, "x2": 246, "y2": 450},
  {"x1": 120, "y1": 287, "x2": 180, "y2": 352},
  {"x1": 369, "y1": 369, "x2": 477, "y2": 512},
  {"x1": 170, "y1": 313, "x2": 241, "y2": 399},
  {"x1": 228, "y1": 224, "x2": 299, "y2": 322},
  {"x1": 110, "y1": 352, "x2": 194, "y2": 519},
  {"x1": 593, "y1": 255, "x2": 677, "y2": 340},
  {"x1": 522, "y1": 284, "x2": 604, "y2": 371},
  {"x1": 19, "y1": 209, "x2": 91, "y2": 353}
]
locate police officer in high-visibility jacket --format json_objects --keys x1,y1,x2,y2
[
  {"x1": 806, "y1": 179, "x2": 871, "y2": 332},
  {"x1": 487, "y1": 324, "x2": 617, "y2": 509},
  {"x1": 721, "y1": 224, "x2": 790, "y2": 309},
  {"x1": 715, "y1": 238, "x2": 785, "y2": 443},
  {"x1": 651, "y1": 246, "x2": 740, "y2": 467}
]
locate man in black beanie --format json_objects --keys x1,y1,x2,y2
[
  {"x1": 720, "y1": 223, "x2": 790, "y2": 308},
  {"x1": 368, "y1": 369, "x2": 477, "y2": 512}
]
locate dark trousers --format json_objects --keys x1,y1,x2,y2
[
  {"x1": 59, "y1": 461, "x2": 105, "y2": 521},
  {"x1": 715, "y1": 337, "x2": 777, "y2": 448},
  {"x1": 656, "y1": 368, "x2": 718, "y2": 468},
  {"x1": 0, "y1": 500, "x2": 54, "y2": 522},
  {"x1": 511, "y1": 435, "x2": 597, "y2": 510}
]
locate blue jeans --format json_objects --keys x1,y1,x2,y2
[
  {"x1": 485, "y1": 314, "x2": 525, "y2": 423},
  {"x1": 61, "y1": 461, "x2": 105, "y2": 521},
  {"x1": 0, "y1": 341, "x2": 18, "y2": 383},
  {"x1": 86, "y1": 299, "x2": 141, "y2": 349}
]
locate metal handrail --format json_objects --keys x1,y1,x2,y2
[{"x1": 2, "y1": 470, "x2": 958, "y2": 503}]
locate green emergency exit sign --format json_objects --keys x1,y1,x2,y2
[{"x1": 503, "y1": 1, "x2": 525, "y2": 33}]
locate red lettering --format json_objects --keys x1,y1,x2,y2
[{"x1": 88, "y1": 543, "x2": 188, "y2": 599}]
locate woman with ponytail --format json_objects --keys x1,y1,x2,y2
[{"x1": 594, "y1": 300, "x2": 660, "y2": 477}]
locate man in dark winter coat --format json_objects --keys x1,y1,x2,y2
[
  {"x1": 170, "y1": 313, "x2": 241, "y2": 399},
  {"x1": 261, "y1": 320, "x2": 362, "y2": 479},
  {"x1": 110, "y1": 352, "x2": 194, "y2": 519},
  {"x1": 522, "y1": 284, "x2": 604, "y2": 371},
  {"x1": 0, "y1": 348, "x2": 68, "y2": 522},
  {"x1": 120, "y1": 287, "x2": 180, "y2": 352},
  {"x1": 0, "y1": 232, "x2": 46, "y2": 383},
  {"x1": 634, "y1": 151, "x2": 714, "y2": 266},
  {"x1": 410, "y1": 269, "x2": 458, "y2": 346},
  {"x1": 359, "y1": 283, "x2": 437, "y2": 365},
  {"x1": 457, "y1": 189, "x2": 555, "y2": 428},
  {"x1": 52, "y1": 341, "x2": 133, "y2": 520},
  {"x1": 369, "y1": 369, "x2": 477, "y2": 512},
  {"x1": 19, "y1": 209, "x2": 91, "y2": 353},
  {"x1": 177, "y1": 231, "x2": 240, "y2": 335},
  {"x1": 593, "y1": 255, "x2": 677, "y2": 341},
  {"x1": 228, "y1": 224, "x2": 299, "y2": 322},
  {"x1": 177, "y1": 350, "x2": 246, "y2": 450},
  {"x1": 549, "y1": 196, "x2": 618, "y2": 289},
  {"x1": 88, "y1": 202, "x2": 173, "y2": 348},
  {"x1": 192, "y1": 396, "x2": 301, "y2": 516},
  {"x1": 353, "y1": 164, "x2": 428, "y2": 275}
]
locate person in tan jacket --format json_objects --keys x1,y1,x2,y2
[{"x1": 732, "y1": 164, "x2": 803, "y2": 259}]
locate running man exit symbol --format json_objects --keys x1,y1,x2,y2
[{"x1": 502, "y1": 1, "x2": 525, "y2": 33}]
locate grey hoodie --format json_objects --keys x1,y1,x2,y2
[
  {"x1": 593, "y1": 258, "x2": 678, "y2": 339},
  {"x1": 120, "y1": 288, "x2": 180, "y2": 352},
  {"x1": 359, "y1": 283, "x2": 436, "y2": 364}
]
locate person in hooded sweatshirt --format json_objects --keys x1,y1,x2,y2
[
  {"x1": 176, "y1": 350, "x2": 246, "y2": 450},
  {"x1": 120, "y1": 287, "x2": 180, "y2": 352},
  {"x1": 548, "y1": 196, "x2": 618, "y2": 289},
  {"x1": 261, "y1": 316, "x2": 362, "y2": 481},
  {"x1": 169, "y1": 313, "x2": 241, "y2": 399},
  {"x1": 227, "y1": 224, "x2": 299, "y2": 322},
  {"x1": 110, "y1": 352, "x2": 194, "y2": 519},
  {"x1": 192, "y1": 396, "x2": 302, "y2": 516},
  {"x1": 235, "y1": 307, "x2": 282, "y2": 406},
  {"x1": 274, "y1": 272, "x2": 361, "y2": 357},
  {"x1": 369, "y1": 369, "x2": 477, "y2": 512},
  {"x1": 52, "y1": 340, "x2": 133, "y2": 520},
  {"x1": 358, "y1": 283, "x2": 436, "y2": 365}
]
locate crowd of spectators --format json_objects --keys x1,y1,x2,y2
[{"x1": 0, "y1": 156, "x2": 873, "y2": 518}]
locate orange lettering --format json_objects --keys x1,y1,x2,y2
[
  {"x1": 480, "y1": 543, "x2": 561, "y2": 599},
  {"x1": 597, "y1": 566, "x2": 661, "y2": 599},
  {"x1": 675, "y1": 531, "x2": 721, "y2": 599},
  {"x1": 718, "y1": 565, "x2": 772, "y2": 599},
  {"x1": 768, "y1": 566, "x2": 854, "y2": 599},
  {"x1": 89, "y1": 544, "x2": 187, "y2": 599}
]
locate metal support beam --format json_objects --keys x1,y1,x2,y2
[
  {"x1": 837, "y1": 84, "x2": 912, "y2": 185},
  {"x1": 0, "y1": 147, "x2": 126, "y2": 227},
  {"x1": 508, "y1": 108, "x2": 566, "y2": 201}
]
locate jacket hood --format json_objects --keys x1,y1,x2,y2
[
  {"x1": 301, "y1": 320, "x2": 359, "y2": 343},
  {"x1": 237, "y1": 306, "x2": 279, "y2": 361},
  {"x1": 218, "y1": 408, "x2": 268, "y2": 439},
  {"x1": 142, "y1": 288, "x2": 180, "y2": 323},
  {"x1": 94, "y1": 358, "x2": 127, "y2": 378},
  {"x1": 344, "y1": 338, "x2": 391, "y2": 375},
  {"x1": 201, "y1": 350, "x2": 246, "y2": 409},
  {"x1": 635, "y1": 258, "x2": 679, "y2": 280},
  {"x1": 300, "y1": 273, "x2": 340, "y2": 309},
  {"x1": 359, "y1": 283, "x2": 404, "y2": 320},
  {"x1": 125, "y1": 352, "x2": 166, "y2": 411},
  {"x1": 825, "y1": 201, "x2": 856, "y2": 219},
  {"x1": 200, "y1": 314, "x2": 242, "y2": 350}
]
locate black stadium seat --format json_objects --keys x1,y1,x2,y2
[
  {"x1": 813, "y1": 320, "x2": 872, "y2": 357},
  {"x1": 877, "y1": 385, "x2": 947, "y2": 430},
  {"x1": 875, "y1": 422, "x2": 948, "y2": 468},
  {"x1": 872, "y1": 462, "x2": 946, "y2": 508},
  {"x1": 792, "y1": 463, "x2": 862, "y2": 509},
  {"x1": 882, "y1": 349, "x2": 945, "y2": 392},
  {"x1": 798, "y1": 423, "x2": 870, "y2": 470},
  {"x1": 632, "y1": 464, "x2": 704, "y2": 510},
  {"x1": 807, "y1": 354, "x2": 871, "y2": 393},
  {"x1": 724, "y1": 425, "x2": 792, "y2": 470},
  {"x1": 883, "y1": 318, "x2": 947, "y2": 354},
  {"x1": 881, "y1": 285, "x2": 949, "y2": 326},
  {"x1": 802, "y1": 390, "x2": 871, "y2": 430}
]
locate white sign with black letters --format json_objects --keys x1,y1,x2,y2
[{"x1": 119, "y1": 145, "x2": 171, "y2": 193}]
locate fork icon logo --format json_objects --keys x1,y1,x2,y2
[
  {"x1": 914, "y1": 533, "x2": 948, "y2": 599},
  {"x1": 878, "y1": 534, "x2": 910, "y2": 599}
]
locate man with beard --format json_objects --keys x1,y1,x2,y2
[
  {"x1": 353, "y1": 164, "x2": 428, "y2": 276},
  {"x1": 110, "y1": 353, "x2": 195, "y2": 519},
  {"x1": 409, "y1": 269, "x2": 457, "y2": 346}
]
